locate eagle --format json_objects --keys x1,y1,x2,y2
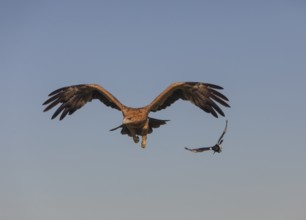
[{"x1": 43, "y1": 82, "x2": 230, "y2": 148}]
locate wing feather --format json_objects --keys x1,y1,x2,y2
[
  {"x1": 210, "y1": 93, "x2": 230, "y2": 108},
  {"x1": 43, "y1": 84, "x2": 124, "y2": 120},
  {"x1": 210, "y1": 89, "x2": 229, "y2": 103},
  {"x1": 147, "y1": 82, "x2": 230, "y2": 118}
]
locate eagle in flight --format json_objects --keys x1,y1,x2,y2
[{"x1": 43, "y1": 82, "x2": 230, "y2": 148}]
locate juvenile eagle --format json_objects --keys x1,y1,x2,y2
[{"x1": 43, "y1": 82, "x2": 230, "y2": 148}]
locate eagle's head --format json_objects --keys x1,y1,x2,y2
[{"x1": 123, "y1": 117, "x2": 133, "y2": 124}]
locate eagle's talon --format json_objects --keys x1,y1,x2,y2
[{"x1": 141, "y1": 141, "x2": 146, "y2": 148}]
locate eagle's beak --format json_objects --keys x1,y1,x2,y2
[{"x1": 123, "y1": 118, "x2": 130, "y2": 124}]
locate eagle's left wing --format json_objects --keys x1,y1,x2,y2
[
  {"x1": 147, "y1": 82, "x2": 230, "y2": 118},
  {"x1": 43, "y1": 84, "x2": 124, "y2": 120}
]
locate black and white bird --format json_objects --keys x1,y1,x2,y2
[{"x1": 185, "y1": 120, "x2": 228, "y2": 153}]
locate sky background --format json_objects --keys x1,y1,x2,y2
[{"x1": 1, "y1": 0, "x2": 306, "y2": 219}]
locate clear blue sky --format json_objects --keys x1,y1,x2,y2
[{"x1": 1, "y1": 1, "x2": 306, "y2": 219}]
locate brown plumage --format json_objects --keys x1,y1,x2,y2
[{"x1": 43, "y1": 82, "x2": 230, "y2": 148}]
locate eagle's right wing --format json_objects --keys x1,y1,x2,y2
[
  {"x1": 43, "y1": 84, "x2": 124, "y2": 120},
  {"x1": 147, "y1": 82, "x2": 230, "y2": 118}
]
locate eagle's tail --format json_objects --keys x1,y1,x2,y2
[
  {"x1": 147, "y1": 117, "x2": 169, "y2": 131},
  {"x1": 109, "y1": 117, "x2": 169, "y2": 136}
]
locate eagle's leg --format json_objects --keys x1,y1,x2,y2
[
  {"x1": 128, "y1": 128, "x2": 139, "y2": 143},
  {"x1": 133, "y1": 135, "x2": 139, "y2": 143},
  {"x1": 141, "y1": 120, "x2": 149, "y2": 148}
]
